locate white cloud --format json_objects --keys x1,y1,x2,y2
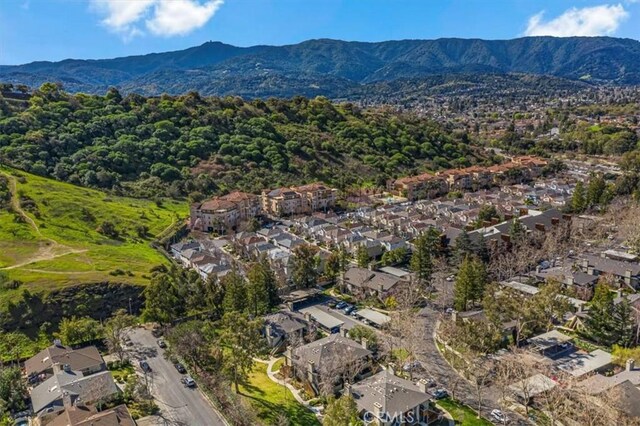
[
  {"x1": 90, "y1": 0, "x2": 224, "y2": 40},
  {"x1": 524, "y1": 4, "x2": 629, "y2": 37},
  {"x1": 147, "y1": 0, "x2": 224, "y2": 36}
]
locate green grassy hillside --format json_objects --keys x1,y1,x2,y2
[{"x1": 0, "y1": 166, "x2": 187, "y2": 296}]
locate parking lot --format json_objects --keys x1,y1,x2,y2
[{"x1": 126, "y1": 327, "x2": 227, "y2": 426}]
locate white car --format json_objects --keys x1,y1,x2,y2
[
  {"x1": 491, "y1": 409, "x2": 507, "y2": 423},
  {"x1": 182, "y1": 376, "x2": 196, "y2": 388}
]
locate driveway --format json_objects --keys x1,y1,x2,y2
[{"x1": 126, "y1": 327, "x2": 228, "y2": 426}]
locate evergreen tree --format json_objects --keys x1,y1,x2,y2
[
  {"x1": 508, "y1": 218, "x2": 526, "y2": 246},
  {"x1": 220, "y1": 312, "x2": 263, "y2": 393},
  {"x1": 585, "y1": 283, "x2": 616, "y2": 346},
  {"x1": 586, "y1": 173, "x2": 606, "y2": 208},
  {"x1": 612, "y1": 298, "x2": 636, "y2": 348},
  {"x1": 571, "y1": 181, "x2": 587, "y2": 213},
  {"x1": 203, "y1": 275, "x2": 225, "y2": 319},
  {"x1": 246, "y1": 258, "x2": 279, "y2": 316},
  {"x1": 292, "y1": 244, "x2": 319, "y2": 288},
  {"x1": 453, "y1": 257, "x2": 487, "y2": 311},
  {"x1": 356, "y1": 244, "x2": 370, "y2": 268},
  {"x1": 323, "y1": 395, "x2": 363, "y2": 426},
  {"x1": 472, "y1": 234, "x2": 490, "y2": 264},
  {"x1": 453, "y1": 230, "x2": 474, "y2": 264},
  {"x1": 221, "y1": 270, "x2": 248, "y2": 313},
  {"x1": 411, "y1": 232, "x2": 433, "y2": 291}
]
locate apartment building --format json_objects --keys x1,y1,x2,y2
[
  {"x1": 190, "y1": 191, "x2": 261, "y2": 233},
  {"x1": 388, "y1": 156, "x2": 548, "y2": 201},
  {"x1": 262, "y1": 183, "x2": 338, "y2": 216}
]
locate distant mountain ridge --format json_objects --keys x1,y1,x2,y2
[{"x1": 1, "y1": 36, "x2": 640, "y2": 98}]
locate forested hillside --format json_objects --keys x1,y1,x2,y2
[
  {"x1": 1, "y1": 37, "x2": 639, "y2": 98},
  {"x1": 0, "y1": 84, "x2": 485, "y2": 199}
]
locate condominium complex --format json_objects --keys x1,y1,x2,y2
[
  {"x1": 262, "y1": 183, "x2": 338, "y2": 216},
  {"x1": 190, "y1": 191, "x2": 261, "y2": 232},
  {"x1": 388, "y1": 156, "x2": 548, "y2": 201},
  {"x1": 191, "y1": 183, "x2": 338, "y2": 233}
]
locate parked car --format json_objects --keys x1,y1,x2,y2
[
  {"x1": 491, "y1": 409, "x2": 507, "y2": 423},
  {"x1": 350, "y1": 310, "x2": 359, "y2": 317},
  {"x1": 446, "y1": 275, "x2": 455, "y2": 282},
  {"x1": 402, "y1": 361, "x2": 423, "y2": 372},
  {"x1": 174, "y1": 363, "x2": 187, "y2": 374},
  {"x1": 327, "y1": 300, "x2": 338, "y2": 308},
  {"x1": 424, "y1": 378, "x2": 436, "y2": 388},
  {"x1": 343, "y1": 305, "x2": 356, "y2": 314},
  {"x1": 432, "y1": 389, "x2": 448, "y2": 400},
  {"x1": 182, "y1": 376, "x2": 196, "y2": 388},
  {"x1": 335, "y1": 301, "x2": 348, "y2": 310},
  {"x1": 157, "y1": 339, "x2": 166, "y2": 348},
  {"x1": 139, "y1": 361, "x2": 152, "y2": 373}
]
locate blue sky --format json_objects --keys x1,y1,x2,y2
[{"x1": 1, "y1": 0, "x2": 639, "y2": 65}]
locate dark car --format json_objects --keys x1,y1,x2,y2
[
  {"x1": 139, "y1": 360, "x2": 152, "y2": 373},
  {"x1": 157, "y1": 339, "x2": 167, "y2": 348},
  {"x1": 433, "y1": 389, "x2": 448, "y2": 400},
  {"x1": 335, "y1": 301, "x2": 348, "y2": 310},
  {"x1": 343, "y1": 305, "x2": 356, "y2": 314},
  {"x1": 174, "y1": 363, "x2": 187, "y2": 374}
]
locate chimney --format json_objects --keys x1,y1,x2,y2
[
  {"x1": 567, "y1": 276, "x2": 574, "y2": 286},
  {"x1": 562, "y1": 214, "x2": 572, "y2": 222},
  {"x1": 626, "y1": 359, "x2": 635, "y2": 372},
  {"x1": 582, "y1": 259, "x2": 589, "y2": 270},
  {"x1": 62, "y1": 390, "x2": 72, "y2": 407},
  {"x1": 63, "y1": 364, "x2": 72, "y2": 373},
  {"x1": 387, "y1": 363, "x2": 396, "y2": 376},
  {"x1": 344, "y1": 381, "x2": 352, "y2": 396},
  {"x1": 535, "y1": 223, "x2": 545, "y2": 232},
  {"x1": 451, "y1": 311, "x2": 458, "y2": 322},
  {"x1": 361, "y1": 338, "x2": 368, "y2": 350},
  {"x1": 339, "y1": 327, "x2": 347, "y2": 337},
  {"x1": 371, "y1": 401, "x2": 383, "y2": 420},
  {"x1": 417, "y1": 379, "x2": 428, "y2": 393},
  {"x1": 520, "y1": 208, "x2": 528, "y2": 216},
  {"x1": 552, "y1": 217, "x2": 559, "y2": 226},
  {"x1": 285, "y1": 346, "x2": 292, "y2": 365},
  {"x1": 304, "y1": 312, "x2": 312, "y2": 322}
]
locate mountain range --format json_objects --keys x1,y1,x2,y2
[{"x1": 1, "y1": 36, "x2": 640, "y2": 98}]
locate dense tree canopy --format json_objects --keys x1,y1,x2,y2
[{"x1": 0, "y1": 86, "x2": 480, "y2": 198}]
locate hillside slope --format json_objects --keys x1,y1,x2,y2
[
  {"x1": 0, "y1": 167, "x2": 186, "y2": 295},
  {"x1": 1, "y1": 37, "x2": 639, "y2": 97}
]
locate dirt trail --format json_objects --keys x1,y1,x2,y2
[{"x1": 0, "y1": 170, "x2": 88, "y2": 270}]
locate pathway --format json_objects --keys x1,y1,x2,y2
[
  {"x1": 259, "y1": 357, "x2": 322, "y2": 418},
  {"x1": 0, "y1": 170, "x2": 88, "y2": 270}
]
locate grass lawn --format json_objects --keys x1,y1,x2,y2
[
  {"x1": 0, "y1": 166, "x2": 187, "y2": 301},
  {"x1": 238, "y1": 363, "x2": 320, "y2": 426},
  {"x1": 108, "y1": 361, "x2": 135, "y2": 385},
  {"x1": 437, "y1": 398, "x2": 493, "y2": 426},
  {"x1": 272, "y1": 357, "x2": 284, "y2": 372}
]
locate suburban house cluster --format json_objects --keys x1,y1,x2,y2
[
  {"x1": 388, "y1": 156, "x2": 548, "y2": 201},
  {"x1": 189, "y1": 183, "x2": 338, "y2": 233},
  {"x1": 23, "y1": 340, "x2": 134, "y2": 426}
]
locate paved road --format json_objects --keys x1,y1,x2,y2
[
  {"x1": 417, "y1": 306, "x2": 529, "y2": 426},
  {"x1": 127, "y1": 327, "x2": 227, "y2": 426}
]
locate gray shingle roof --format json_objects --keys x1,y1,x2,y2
[{"x1": 350, "y1": 370, "x2": 429, "y2": 417}]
